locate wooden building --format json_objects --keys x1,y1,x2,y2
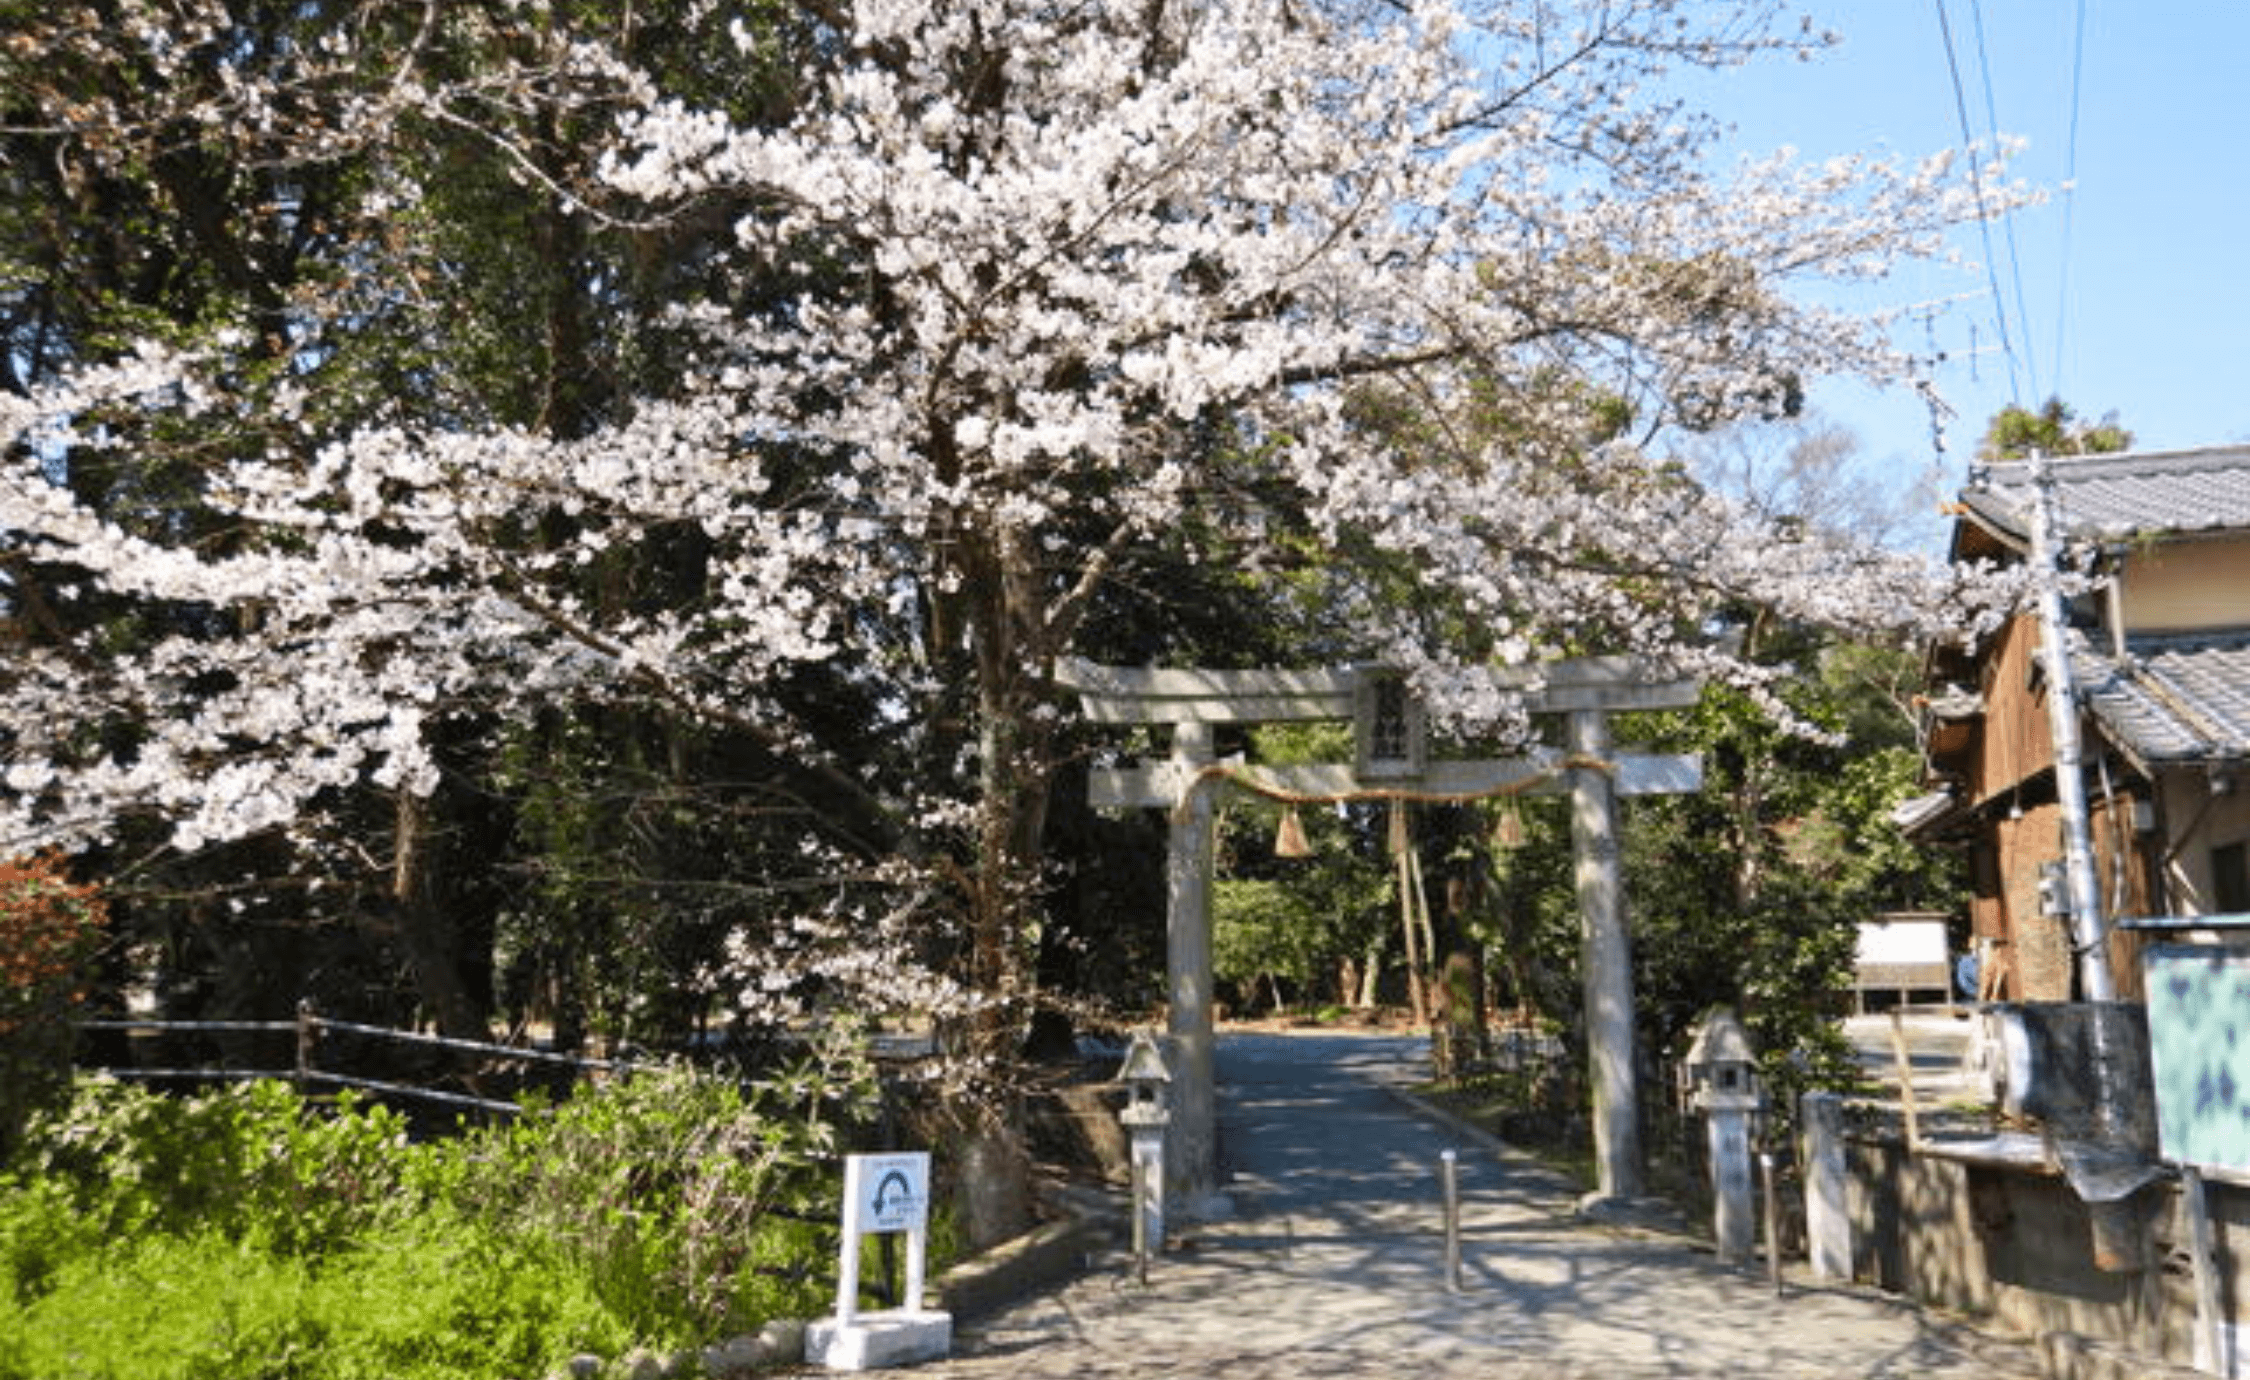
[{"x1": 1900, "y1": 446, "x2": 2250, "y2": 1001}]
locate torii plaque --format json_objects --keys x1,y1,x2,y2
[{"x1": 1056, "y1": 657, "x2": 1702, "y2": 1212}]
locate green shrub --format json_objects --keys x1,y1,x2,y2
[
  {"x1": 8, "y1": 1078, "x2": 414, "y2": 1253},
  {"x1": 0, "y1": 1175, "x2": 99, "y2": 1311},
  {"x1": 0, "y1": 1035, "x2": 886, "y2": 1377},
  {"x1": 0, "y1": 1214, "x2": 638, "y2": 1380},
  {"x1": 434, "y1": 1050, "x2": 871, "y2": 1335},
  {"x1": 0, "y1": 1230, "x2": 318, "y2": 1380}
]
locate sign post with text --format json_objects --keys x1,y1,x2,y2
[{"x1": 807, "y1": 1152, "x2": 952, "y2": 1371}]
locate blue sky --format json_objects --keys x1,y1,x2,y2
[{"x1": 1679, "y1": 1, "x2": 2250, "y2": 490}]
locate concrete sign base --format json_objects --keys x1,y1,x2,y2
[{"x1": 806, "y1": 1311, "x2": 953, "y2": 1371}]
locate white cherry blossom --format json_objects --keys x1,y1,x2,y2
[{"x1": 3, "y1": 0, "x2": 2020, "y2": 915}]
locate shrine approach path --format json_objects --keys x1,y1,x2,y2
[{"x1": 910, "y1": 1028, "x2": 2041, "y2": 1380}]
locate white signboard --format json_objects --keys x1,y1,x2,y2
[
  {"x1": 848, "y1": 1152, "x2": 930, "y2": 1234},
  {"x1": 816, "y1": 1149, "x2": 951, "y2": 1363},
  {"x1": 1855, "y1": 917, "x2": 1948, "y2": 967}
]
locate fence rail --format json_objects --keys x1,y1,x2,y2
[{"x1": 76, "y1": 1003, "x2": 643, "y2": 1117}]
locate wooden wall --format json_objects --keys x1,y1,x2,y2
[
  {"x1": 1967, "y1": 614, "x2": 2056, "y2": 811},
  {"x1": 1976, "y1": 794, "x2": 2153, "y2": 1002}
]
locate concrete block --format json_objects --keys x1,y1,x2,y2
[
  {"x1": 757, "y1": 1317, "x2": 807, "y2": 1365},
  {"x1": 936, "y1": 1214, "x2": 1111, "y2": 1319},
  {"x1": 699, "y1": 1335, "x2": 764, "y2": 1377},
  {"x1": 805, "y1": 1310, "x2": 953, "y2": 1371}
]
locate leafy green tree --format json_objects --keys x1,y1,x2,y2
[
  {"x1": 1210, "y1": 725, "x2": 1398, "y2": 1014},
  {"x1": 1623, "y1": 641, "x2": 1963, "y2": 1106},
  {"x1": 1979, "y1": 397, "x2": 2134, "y2": 461},
  {"x1": 1215, "y1": 818, "x2": 1393, "y2": 1014}
]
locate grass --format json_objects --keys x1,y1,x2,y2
[{"x1": 0, "y1": 1059, "x2": 920, "y2": 1380}]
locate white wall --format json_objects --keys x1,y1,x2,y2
[{"x1": 2122, "y1": 536, "x2": 2250, "y2": 635}]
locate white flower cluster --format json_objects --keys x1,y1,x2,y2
[{"x1": 2, "y1": 0, "x2": 2022, "y2": 863}]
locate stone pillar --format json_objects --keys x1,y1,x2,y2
[
  {"x1": 1801, "y1": 1091, "x2": 1852, "y2": 1281},
  {"x1": 1165, "y1": 721, "x2": 1219, "y2": 1207},
  {"x1": 1570, "y1": 709, "x2": 1641, "y2": 1203},
  {"x1": 1127, "y1": 1116, "x2": 1166, "y2": 1270},
  {"x1": 1706, "y1": 1099, "x2": 1755, "y2": 1264}
]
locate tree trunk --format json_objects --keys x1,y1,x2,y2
[
  {"x1": 946, "y1": 520, "x2": 1060, "y2": 1246},
  {"x1": 389, "y1": 789, "x2": 490, "y2": 1041},
  {"x1": 1358, "y1": 938, "x2": 1385, "y2": 1008}
]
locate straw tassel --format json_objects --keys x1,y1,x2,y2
[{"x1": 1274, "y1": 805, "x2": 1313, "y2": 858}]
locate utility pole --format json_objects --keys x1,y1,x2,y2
[{"x1": 2026, "y1": 454, "x2": 2116, "y2": 1002}]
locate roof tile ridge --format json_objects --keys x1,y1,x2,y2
[
  {"x1": 2124, "y1": 629, "x2": 2250, "y2": 657},
  {"x1": 1981, "y1": 444, "x2": 2250, "y2": 485}
]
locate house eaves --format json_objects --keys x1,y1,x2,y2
[
  {"x1": 1891, "y1": 786, "x2": 1971, "y2": 840},
  {"x1": 2072, "y1": 631, "x2": 2250, "y2": 771},
  {"x1": 1961, "y1": 444, "x2": 2250, "y2": 547}
]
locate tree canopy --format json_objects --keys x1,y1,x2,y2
[
  {"x1": 1978, "y1": 397, "x2": 2134, "y2": 462},
  {"x1": 2, "y1": 0, "x2": 2020, "y2": 1061}
]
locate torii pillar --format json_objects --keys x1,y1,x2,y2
[
  {"x1": 1059, "y1": 658, "x2": 1700, "y2": 1211},
  {"x1": 1571, "y1": 707, "x2": 1639, "y2": 1202},
  {"x1": 1163, "y1": 718, "x2": 1222, "y2": 1213}
]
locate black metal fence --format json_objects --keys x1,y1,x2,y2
[{"x1": 76, "y1": 1002, "x2": 641, "y2": 1117}]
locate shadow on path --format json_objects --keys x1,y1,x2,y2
[{"x1": 924, "y1": 1029, "x2": 2041, "y2": 1379}]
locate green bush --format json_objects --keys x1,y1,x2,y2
[
  {"x1": 0, "y1": 1041, "x2": 887, "y2": 1380},
  {"x1": 428, "y1": 1051, "x2": 869, "y2": 1336},
  {"x1": 9, "y1": 1079, "x2": 415, "y2": 1253},
  {"x1": 0, "y1": 1217, "x2": 636, "y2": 1380}
]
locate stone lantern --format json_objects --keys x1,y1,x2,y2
[
  {"x1": 1115, "y1": 1030, "x2": 1172, "y2": 1279},
  {"x1": 1683, "y1": 1006, "x2": 1763, "y2": 1264}
]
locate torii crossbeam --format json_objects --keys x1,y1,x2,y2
[{"x1": 1056, "y1": 658, "x2": 1703, "y2": 1214}]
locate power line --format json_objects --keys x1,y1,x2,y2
[
  {"x1": 1967, "y1": 0, "x2": 2039, "y2": 401},
  {"x1": 2052, "y1": 0, "x2": 2089, "y2": 401},
  {"x1": 1932, "y1": 0, "x2": 2023, "y2": 408}
]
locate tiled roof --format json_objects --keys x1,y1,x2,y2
[
  {"x1": 1962, "y1": 445, "x2": 2250, "y2": 545},
  {"x1": 2074, "y1": 632, "x2": 2250, "y2": 766}
]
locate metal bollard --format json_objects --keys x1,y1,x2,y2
[{"x1": 1441, "y1": 1149, "x2": 1463, "y2": 1292}]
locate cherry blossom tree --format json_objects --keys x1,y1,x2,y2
[
  {"x1": 4, "y1": 0, "x2": 2021, "y2": 1089},
  {"x1": 0, "y1": 0, "x2": 834, "y2": 1041}
]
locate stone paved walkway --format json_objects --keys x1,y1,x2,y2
[{"x1": 912, "y1": 1030, "x2": 2044, "y2": 1379}]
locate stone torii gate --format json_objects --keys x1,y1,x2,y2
[{"x1": 1056, "y1": 657, "x2": 1703, "y2": 1214}]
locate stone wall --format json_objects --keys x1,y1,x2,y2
[{"x1": 1846, "y1": 1131, "x2": 2242, "y2": 1374}]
